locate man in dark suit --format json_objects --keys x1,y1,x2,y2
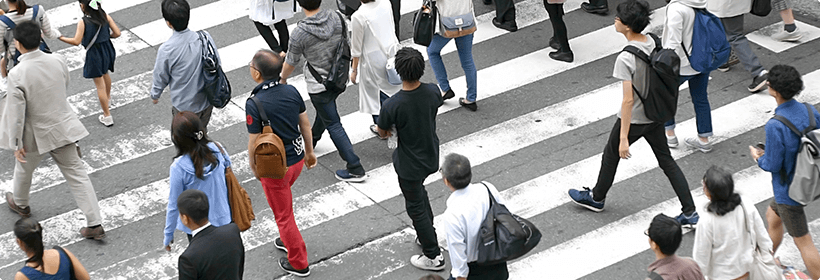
[{"x1": 176, "y1": 189, "x2": 245, "y2": 280}]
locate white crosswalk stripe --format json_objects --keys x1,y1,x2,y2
[{"x1": 0, "y1": 0, "x2": 819, "y2": 279}]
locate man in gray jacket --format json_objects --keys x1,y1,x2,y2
[
  {"x1": 280, "y1": 0, "x2": 367, "y2": 182},
  {"x1": 1, "y1": 21, "x2": 105, "y2": 240}
]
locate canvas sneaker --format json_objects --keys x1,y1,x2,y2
[
  {"x1": 568, "y1": 187, "x2": 605, "y2": 212},
  {"x1": 335, "y1": 169, "x2": 368, "y2": 183},
  {"x1": 99, "y1": 115, "x2": 114, "y2": 127},
  {"x1": 717, "y1": 51, "x2": 739, "y2": 72},
  {"x1": 667, "y1": 135, "x2": 679, "y2": 148},
  {"x1": 771, "y1": 27, "x2": 803, "y2": 42},
  {"x1": 279, "y1": 257, "x2": 310, "y2": 277},
  {"x1": 748, "y1": 73, "x2": 768, "y2": 93},
  {"x1": 410, "y1": 254, "x2": 445, "y2": 271},
  {"x1": 274, "y1": 237, "x2": 288, "y2": 253},
  {"x1": 675, "y1": 211, "x2": 699, "y2": 228},
  {"x1": 684, "y1": 137, "x2": 713, "y2": 153}
]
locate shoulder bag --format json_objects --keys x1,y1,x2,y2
[
  {"x1": 750, "y1": 0, "x2": 772, "y2": 17},
  {"x1": 364, "y1": 19, "x2": 401, "y2": 86},
  {"x1": 740, "y1": 203, "x2": 784, "y2": 280},
  {"x1": 215, "y1": 142, "x2": 256, "y2": 231},
  {"x1": 476, "y1": 182, "x2": 541, "y2": 264},
  {"x1": 436, "y1": 0, "x2": 476, "y2": 38},
  {"x1": 53, "y1": 246, "x2": 77, "y2": 280},
  {"x1": 412, "y1": 0, "x2": 436, "y2": 46}
]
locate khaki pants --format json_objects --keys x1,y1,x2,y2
[{"x1": 12, "y1": 142, "x2": 103, "y2": 226}]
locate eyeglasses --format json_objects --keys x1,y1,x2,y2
[
  {"x1": 248, "y1": 62, "x2": 258, "y2": 71},
  {"x1": 644, "y1": 229, "x2": 650, "y2": 236}
]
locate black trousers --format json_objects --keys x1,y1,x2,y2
[
  {"x1": 448, "y1": 262, "x2": 509, "y2": 280},
  {"x1": 591, "y1": 119, "x2": 696, "y2": 215},
  {"x1": 544, "y1": 2, "x2": 570, "y2": 52},
  {"x1": 398, "y1": 176, "x2": 441, "y2": 259},
  {"x1": 253, "y1": 20, "x2": 290, "y2": 53},
  {"x1": 495, "y1": 0, "x2": 516, "y2": 24},
  {"x1": 390, "y1": 0, "x2": 401, "y2": 39}
]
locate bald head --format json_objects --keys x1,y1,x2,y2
[{"x1": 252, "y1": 50, "x2": 283, "y2": 81}]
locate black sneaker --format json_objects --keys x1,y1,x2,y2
[
  {"x1": 274, "y1": 237, "x2": 288, "y2": 253},
  {"x1": 748, "y1": 73, "x2": 768, "y2": 93},
  {"x1": 674, "y1": 211, "x2": 699, "y2": 229},
  {"x1": 568, "y1": 187, "x2": 604, "y2": 212},
  {"x1": 335, "y1": 169, "x2": 368, "y2": 183},
  {"x1": 279, "y1": 257, "x2": 310, "y2": 277},
  {"x1": 580, "y1": 2, "x2": 608, "y2": 14},
  {"x1": 717, "y1": 51, "x2": 739, "y2": 72}
]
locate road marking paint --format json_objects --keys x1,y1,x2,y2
[
  {"x1": 48, "y1": 0, "x2": 153, "y2": 29},
  {"x1": 774, "y1": 218, "x2": 820, "y2": 272},
  {"x1": 746, "y1": 20, "x2": 820, "y2": 53}
]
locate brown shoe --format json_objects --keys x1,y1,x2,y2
[
  {"x1": 79, "y1": 226, "x2": 106, "y2": 240},
  {"x1": 5, "y1": 192, "x2": 31, "y2": 217}
]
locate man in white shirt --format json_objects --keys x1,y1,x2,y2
[{"x1": 440, "y1": 153, "x2": 508, "y2": 280}]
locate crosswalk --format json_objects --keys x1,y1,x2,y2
[{"x1": 1, "y1": 0, "x2": 819, "y2": 279}]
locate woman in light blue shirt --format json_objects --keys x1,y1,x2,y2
[{"x1": 163, "y1": 111, "x2": 232, "y2": 250}]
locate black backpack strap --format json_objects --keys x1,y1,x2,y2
[
  {"x1": 772, "y1": 114, "x2": 803, "y2": 137},
  {"x1": 803, "y1": 103, "x2": 817, "y2": 134},
  {"x1": 53, "y1": 246, "x2": 77, "y2": 280},
  {"x1": 480, "y1": 181, "x2": 496, "y2": 207},
  {"x1": 250, "y1": 96, "x2": 271, "y2": 127},
  {"x1": 648, "y1": 270, "x2": 664, "y2": 280},
  {"x1": 622, "y1": 46, "x2": 651, "y2": 64}
]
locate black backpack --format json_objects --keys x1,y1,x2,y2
[
  {"x1": 476, "y1": 182, "x2": 542, "y2": 265},
  {"x1": 621, "y1": 33, "x2": 680, "y2": 123},
  {"x1": 197, "y1": 30, "x2": 232, "y2": 109},
  {"x1": 306, "y1": 11, "x2": 350, "y2": 94}
]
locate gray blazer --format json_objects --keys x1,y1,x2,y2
[{"x1": 0, "y1": 50, "x2": 88, "y2": 154}]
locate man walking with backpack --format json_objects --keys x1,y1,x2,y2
[
  {"x1": 750, "y1": 65, "x2": 820, "y2": 279},
  {"x1": 150, "y1": 0, "x2": 220, "y2": 132},
  {"x1": 280, "y1": 0, "x2": 368, "y2": 182},
  {"x1": 707, "y1": 0, "x2": 769, "y2": 92},
  {"x1": 569, "y1": 0, "x2": 698, "y2": 228},
  {"x1": 246, "y1": 49, "x2": 317, "y2": 277}
]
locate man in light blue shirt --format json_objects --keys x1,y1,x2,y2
[{"x1": 150, "y1": 0, "x2": 219, "y2": 131}]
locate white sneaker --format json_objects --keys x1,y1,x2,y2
[
  {"x1": 98, "y1": 115, "x2": 113, "y2": 127},
  {"x1": 771, "y1": 27, "x2": 803, "y2": 42},
  {"x1": 410, "y1": 254, "x2": 445, "y2": 271},
  {"x1": 667, "y1": 135, "x2": 679, "y2": 148}
]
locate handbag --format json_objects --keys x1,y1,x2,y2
[
  {"x1": 436, "y1": 0, "x2": 476, "y2": 38},
  {"x1": 364, "y1": 19, "x2": 402, "y2": 86},
  {"x1": 412, "y1": 0, "x2": 436, "y2": 46},
  {"x1": 215, "y1": 143, "x2": 256, "y2": 231},
  {"x1": 741, "y1": 203, "x2": 784, "y2": 280},
  {"x1": 750, "y1": 0, "x2": 772, "y2": 17},
  {"x1": 476, "y1": 182, "x2": 541, "y2": 265}
]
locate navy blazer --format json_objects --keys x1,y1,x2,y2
[{"x1": 178, "y1": 223, "x2": 245, "y2": 280}]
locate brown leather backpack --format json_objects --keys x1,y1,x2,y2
[{"x1": 250, "y1": 96, "x2": 288, "y2": 179}]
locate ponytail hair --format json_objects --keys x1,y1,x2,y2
[
  {"x1": 13, "y1": 218, "x2": 44, "y2": 270},
  {"x1": 78, "y1": 0, "x2": 108, "y2": 26},
  {"x1": 8, "y1": 0, "x2": 29, "y2": 15},
  {"x1": 703, "y1": 166, "x2": 742, "y2": 216},
  {"x1": 171, "y1": 111, "x2": 217, "y2": 179}
]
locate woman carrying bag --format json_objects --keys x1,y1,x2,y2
[
  {"x1": 350, "y1": 0, "x2": 402, "y2": 137},
  {"x1": 692, "y1": 166, "x2": 782, "y2": 280},
  {"x1": 427, "y1": 0, "x2": 478, "y2": 111}
]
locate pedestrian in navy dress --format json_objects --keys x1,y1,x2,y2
[{"x1": 59, "y1": 0, "x2": 120, "y2": 127}]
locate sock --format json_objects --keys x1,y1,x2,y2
[{"x1": 785, "y1": 23, "x2": 797, "y2": 32}]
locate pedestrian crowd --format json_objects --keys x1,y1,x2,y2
[{"x1": 0, "y1": 0, "x2": 815, "y2": 278}]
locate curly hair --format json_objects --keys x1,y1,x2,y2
[{"x1": 768, "y1": 64, "x2": 803, "y2": 100}]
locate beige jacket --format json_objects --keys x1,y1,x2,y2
[{"x1": 0, "y1": 50, "x2": 88, "y2": 154}]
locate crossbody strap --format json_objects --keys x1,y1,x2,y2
[
  {"x1": 53, "y1": 246, "x2": 77, "y2": 280},
  {"x1": 480, "y1": 181, "x2": 497, "y2": 207},
  {"x1": 250, "y1": 96, "x2": 271, "y2": 127},
  {"x1": 83, "y1": 17, "x2": 103, "y2": 51},
  {"x1": 648, "y1": 270, "x2": 664, "y2": 280},
  {"x1": 771, "y1": 103, "x2": 816, "y2": 137},
  {"x1": 0, "y1": 15, "x2": 15, "y2": 29}
]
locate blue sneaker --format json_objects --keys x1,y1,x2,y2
[
  {"x1": 675, "y1": 211, "x2": 699, "y2": 228},
  {"x1": 568, "y1": 187, "x2": 605, "y2": 212},
  {"x1": 335, "y1": 169, "x2": 368, "y2": 183}
]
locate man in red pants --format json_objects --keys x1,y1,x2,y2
[{"x1": 245, "y1": 49, "x2": 317, "y2": 277}]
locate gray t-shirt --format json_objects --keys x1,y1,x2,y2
[{"x1": 612, "y1": 37, "x2": 656, "y2": 124}]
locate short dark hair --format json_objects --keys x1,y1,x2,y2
[
  {"x1": 296, "y1": 0, "x2": 321, "y2": 11},
  {"x1": 360, "y1": 0, "x2": 375, "y2": 3},
  {"x1": 703, "y1": 165, "x2": 741, "y2": 216},
  {"x1": 13, "y1": 21, "x2": 42, "y2": 51},
  {"x1": 162, "y1": 0, "x2": 190, "y2": 31},
  {"x1": 177, "y1": 189, "x2": 209, "y2": 225},
  {"x1": 252, "y1": 50, "x2": 283, "y2": 81},
  {"x1": 768, "y1": 64, "x2": 803, "y2": 100},
  {"x1": 648, "y1": 214, "x2": 682, "y2": 256},
  {"x1": 442, "y1": 153, "x2": 472, "y2": 189},
  {"x1": 616, "y1": 0, "x2": 652, "y2": 33},
  {"x1": 395, "y1": 47, "x2": 425, "y2": 82},
  {"x1": 418, "y1": 275, "x2": 445, "y2": 280}
]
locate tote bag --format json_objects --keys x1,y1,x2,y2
[{"x1": 741, "y1": 203, "x2": 784, "y2": 280}]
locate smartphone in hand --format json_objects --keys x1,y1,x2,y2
[{"x1": 756, "y1": 143, "x2": 765, "y2": 150}]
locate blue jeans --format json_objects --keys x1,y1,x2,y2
[
  {"x1": 310, "y1": 93, "x2": 365, "y2": 174},
  {"x1": 664, "y1": 72, "x2": 713, "y2": 137},
  {"x1": 427, "y1": 34, "x2": 478, "y2": 102}
]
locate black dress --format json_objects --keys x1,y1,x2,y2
[{"x1": 81, "y1": 17, "x2": 115, "y2": 78}]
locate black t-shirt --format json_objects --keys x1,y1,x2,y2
[
  {"x1": 378, "y1": 83, "x2": 443, "y2": 180},
  {"x1": 245, "y1": 80, "x2": 306, "y2": 166}
]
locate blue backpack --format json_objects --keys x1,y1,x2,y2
[
  {"x1": 0, "y1": 5, "x2": 52, "y2": 65},
  {"x1": 683, "y1": 8, "x2": 730, "y2": 73}
]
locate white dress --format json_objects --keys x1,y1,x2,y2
[
  {"x1": 350, "y1": 0, "x2": 402, "y2": 115},
  {"x1": 249, "y1": 0, "x2": 300, "y2": 25}
]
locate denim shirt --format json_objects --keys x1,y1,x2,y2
[
  {"x1": 150, "y1": 29, "x2": 219, "y2": 113},
  {"x1": 758, "y1": 99, "x2": 820, "y2": 206}
]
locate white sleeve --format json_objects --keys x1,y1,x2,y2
[{"x1": 692, "y1": 213, "x2": 713, "y2": 277}]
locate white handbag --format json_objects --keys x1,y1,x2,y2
[
  {"x1": 741, "y1": 203, "x2": 784, "y2": 280},
  {"x1": 364, "y1": 19, "x2": 402, "y2": 86}
]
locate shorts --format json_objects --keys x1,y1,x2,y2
[
  {"x1": 771, "y1": 0, "x2": 791, "y2": 11},
  {"x1": 769, "y1": 199, "x2": 809, "y2": 237}
]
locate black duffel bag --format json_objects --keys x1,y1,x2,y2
[
  {"x1": 413, "y1": 0, "x2": 436, "y2": 47},
  {"x1": 476, "y1": 182, "x2": 542, "y2": 265}
]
